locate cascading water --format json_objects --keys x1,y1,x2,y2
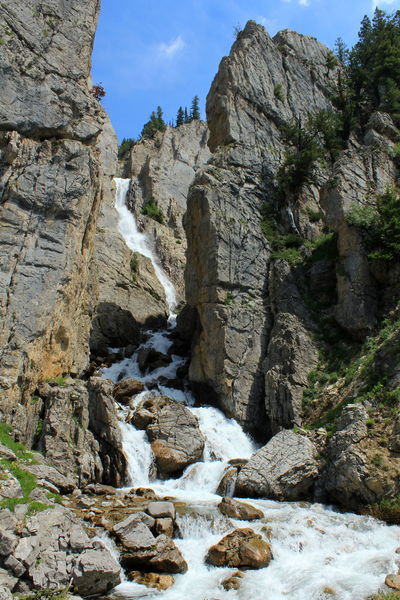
[{"x1": 103, "y1": 178, "x2": 400, "y2": 600}]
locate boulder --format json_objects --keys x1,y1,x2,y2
[
  {"x1": 235, "y1": 430, "x2": 319, "y2": 500},
  {"x1": 138, "y1": 348, "x2": 170, "y2": 373},
  {"x1": 147, "y1": 402, "x2": 205, "y2": 475},
  {"x1": 72, "y1": 548, "x2": 121, "y2": 596},
  {"x1": 25, "y1": 464, "x2": 76, "y2": 493},
  {"x1": 385, "y1": 573, "x2": 400, "y2": 590},
  {"x1": 113, "y1": 379, "x2": 145, "y2": 404},
  {"x1": 216, "y1": 468, "x2": 238, "y2": 497},
  {"x1": 218, "y1": 497, "x2": 264, "y2": 521},
  {"x1": 154, "y1": 518, "x2": 174, "y2": 537},
  {"x1": 222, "y1": 571, "x2": 244, "y2": 590},
  {"x1": 0, "y1": 474, "x2": 22, "y2": 500},
  {"x1": 112, "y1": 515, "x2": 155, "y2": 550},
  {"x1": 206, "y1": 528, "x2": 272, "y2": 569},
  {"x1": 121, "y1": 535, "x2": 187, "y2": 574},
  {"x1": 147, "y1": 501, "x2": 176, "y2": 520},
  {"x1": 129, "y1": 571, "x2": 175, "y2": 591}
]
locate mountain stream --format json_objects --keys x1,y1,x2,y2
[{"x1": 101, "y1": 178, "x2": 400, "y2": 600}]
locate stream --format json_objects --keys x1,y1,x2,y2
[{"x1": 101, "y1": 178, "x2": 400, "y2": 600}]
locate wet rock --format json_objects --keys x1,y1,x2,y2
[
  {"x1": 138, "y1": 348, "x2": 170, "y2": 373},
  {"x1": 235, "y1": 430, "x2": 319, "y2": 500},
  {"x1": 147, "y1": 402, "x2": 205, "y2": 475},
  {"x1": 206, "y1": 528, "x2": 272, "y2": 569},
  {"x1": 147, "y1": 501, "x2": 176, "y2": 520},
  {"x1": 154, "y1": 518, "x2": 174, "y2": 537},
  {"x1": 129, "y1": 571, "x2": 175, "y2": 591},
  {"x1": 113, "y1": 379, "x2": 145, "y2": 404},
  {"x1": 131, "y1": 408, "x2": 155, "y2": 430},
  {"x1": 385, "y1": 574, "x2": 400, "y2": 590},
  {"x1": 121, "y1": 534, "x2": 188, "y2": 574},
  {"x1": 222, "y1": 571, "x2": 244, "y2": 590},
  {"x1": 84, "y1": 483, "x2": 118, "y2": 495},
  {"x1": 218, "y1": 497, "x2": 264, "y2": 521},
  {"x1": 216, "y1": 468, "x2": 238, "y2": 497}
]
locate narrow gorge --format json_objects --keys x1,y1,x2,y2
[{"x1": 0, "y1": 2, "x2": 399, "y2": 600}]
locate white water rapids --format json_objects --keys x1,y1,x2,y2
[{"x1": 102, "y1": 178, "x2": 400, "y2": 600}]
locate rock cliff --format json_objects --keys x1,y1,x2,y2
[
  {"x1": 0, "y1": 0, "x2": 167, "y2": 457},
  {"x1": 123, "y1": 121, "x2": 211, "y2": 300}
]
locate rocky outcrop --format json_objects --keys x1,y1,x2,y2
[
  {"x1": 0, "y1": 507, "x2": 120, "y2": 593},
  {"x1": 0, "y1": 0, "x2": 169, "y2": 450},
  {"x1": 125, "y1": 121, "x2": 211, "y2": 300},
  {"x1": 235, "y1": 430, "x2": 319, "y2": 499},
  {"x1": 34, "y1": 379, "x2": 126, "y2": 486},
  {"x1": 316, "y1": 405, "x2": 389, "y2": 508},
  {"x1": 184, "y1": 22, "x2": 334, "y2": 436},
  {"x1": 206, "y1": 528, "x2": 272, "y2": 569}
]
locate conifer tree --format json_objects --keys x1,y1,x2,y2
[
  {"x1": 176, "y1": 107, "x2": 184, "y2": 127},
  {"x1": 141, "y1": 106, "x2": 167, "y2": 139},
  {"x1": 190, "y1": 95, "x2": 200, "y2": 120},
  {"x1": 184, "y1": 107, "x2": 190, "y2": 123}
]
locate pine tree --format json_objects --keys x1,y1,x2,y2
[
  {"x1": 141, "y1": 106, "x2": 167, "y2": 139},
  {"x1": 176, "y1": 107, "x2": 184, "y2": 127},
  {"x1": 190, "y1": 95, "x2": 200, "y2": 120},
  {"x1": 184, "y1": 107, "x2": 190, "y2": 123}
]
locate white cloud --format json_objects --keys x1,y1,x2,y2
[
  {"x1": 299, "y1": 0, "x2": 311, "y2": 6},
  {"x1": 158, "y1": 35, "x2": 185, "y2": 58},
  {"x1": 256, "y1": 16, "x2": 279, "y2": 33},
  {"x1": 372, "y1": 0, "x2": 399, "y2": 6}
]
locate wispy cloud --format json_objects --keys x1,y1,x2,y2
[
  {"x1": 256, "y1": 15, "x2": 279, "y2": 33},
  {"x1": 158, "y1": 35, "x2": 186, "y2": 58},
  {"x1": 371, "y1": 0, "x2": 399, "y2": 7},
  {"x1": 299, "y1": 0, "x2": 311, "y2": 6}
]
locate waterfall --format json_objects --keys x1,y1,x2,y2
[{"x1": 114, "y1": 178, "x2": 177, "y2": 315}]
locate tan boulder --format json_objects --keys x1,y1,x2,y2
[
  {"x1": 113, "y1": 379, "x2": 145, "y2": 404},
  {"x1": 218, "y1": 497, "x2": 264, "y2": 521},
  {"x1": 129, "y1": 571, "x2": 175, "y2": 591},
  {"x1": 206, "y1": 528, "x2": 272, "y2": 569},
  {"x1": 385, "y1": 574, "x2": 400, "y2": 590}
]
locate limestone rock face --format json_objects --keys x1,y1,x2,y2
[
  {"x1": 235, "y1": 430, "x2": 319, "y2": 500},
  {"x1": 206, "y1": 528, "x2": 272, "y2": 569},
  {"x1": 184, "y1": 22, "x2": 333, "y2": 436},
  {"x1": 0, "y1": 0, "x2": 168, "y2": 448},
  {"x1": 34, "y1": 379, "x2": 126, "y2": 486},
  {"x1": 125, "y1": 121, "x2": 211, "y2": 300}
]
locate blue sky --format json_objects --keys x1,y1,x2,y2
[{"x1": 92, "y1": 0, "x2": 400, "y2": 142}]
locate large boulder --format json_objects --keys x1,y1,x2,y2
[
  {"x1": 218, "y1": 497, "x2": 264, "y2": 521},
  {"x1": 235, "y1": 430, "x2": 319, "y2": 500},
  {"x1": 24, "y1": 464, "x2": 76, "y2": 494},
  {"x1": 206, "y1": 528, "x2": 272, "y2": 569},
  {"x1": 145, "y1": 399, "x2": 205, "y2": 475},
  {"x1": 121, "y1": 535, "x2": 187, "y2": 574},
  {"x1": 113, "y1": 378, "x2": 145, "y2": 404}
]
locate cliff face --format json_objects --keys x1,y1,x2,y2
[
  {"x1": 124, "y1": 121, "x2": 211, "y2": 301},
  {"x1": 185, "y1": 23, "x2": 333, "y2": 437},
  {"x1": 184, "y1": 21, "x2": 399, "y2": 447}
]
